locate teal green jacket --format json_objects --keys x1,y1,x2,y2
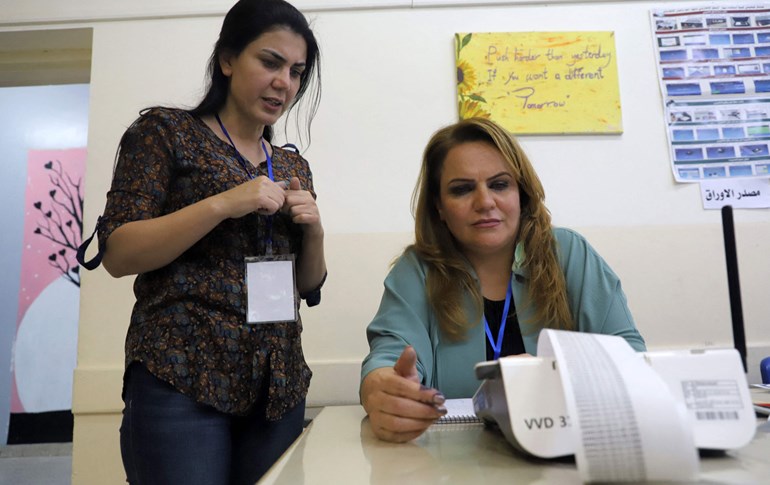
[{"x1": 361, "y1": 227, "x2": 646, "y2": 399}]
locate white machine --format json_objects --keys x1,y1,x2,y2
[{"x1": 472, "y1": 330, "x2": 756, "y2": 482}]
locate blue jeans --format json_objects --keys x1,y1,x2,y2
[{"x1": 120, "y1": 363, "x2": 305, "y2": 485}]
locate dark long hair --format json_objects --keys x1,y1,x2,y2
[{"x1": 190, "y1": 0, "x2": 321, "y2": 145}]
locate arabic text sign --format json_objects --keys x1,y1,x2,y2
[
  {"x1": 700, "y1": 178, "x2": 770, "y2": 209},
  {"x1": 455, "y1": 31, "x2": 622, "y2": 134}
]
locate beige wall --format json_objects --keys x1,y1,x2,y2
[{"x1": 3, "y1": 1, "x2": 769, "y2": 483}]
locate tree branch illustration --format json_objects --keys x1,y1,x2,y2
[{"x1": 32, "y1": 159, "x2": 84, "y2": 287}]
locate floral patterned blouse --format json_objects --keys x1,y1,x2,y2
[{"x1": 98, "y1": 107, "x2": 321, "y2": 419}]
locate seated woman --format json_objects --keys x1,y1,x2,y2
[{"x1": 360, "y1": 118, "x2": 645, "y2": 443}]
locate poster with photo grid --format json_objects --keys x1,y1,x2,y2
[{"x1": 651, "y1": 5, "x2": 770, "y2": 182}]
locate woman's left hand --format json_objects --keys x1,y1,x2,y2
[
  {"x1": 284, "y1": 176, "x2": 326, "y2": 294},
  {"x1": 283, "y1": 177, "x2": 323, "y2": 236}
]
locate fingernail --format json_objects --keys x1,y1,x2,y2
[
  {"x1": 435, "y1": 405, "x2": 447, "y2": 414},
  {"x1": 432, "y1": 393, "x2": 446, "y2": 405}
]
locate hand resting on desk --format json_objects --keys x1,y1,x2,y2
[{"x1": 361, "y1": 346, "x2": 448, "y2": 443}]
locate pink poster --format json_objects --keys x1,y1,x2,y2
[{"x1": 12, "y1": 148, "x2": 86, "y2": 413}]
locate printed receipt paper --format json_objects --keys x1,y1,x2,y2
[
  {"x1": 473, "y1": 329, "x2": 756, "y2": 483},
  {"x1": 540, "y1": 331, "x2": 697, "y2": 483}
]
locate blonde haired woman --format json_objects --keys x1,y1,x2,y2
[{"x1": 360, "y1": 118, "x2": 645, "y2": 443}]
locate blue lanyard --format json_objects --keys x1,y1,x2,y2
[
  {"x1": 215, "y1": 114, "x2": 273, "y2": 181},
  {"x1": 483, "y1": 279, "x2": 513, "y2": 360},
  {"x1": 215, "y1": 114, "x2": 275, "y2": 253}
]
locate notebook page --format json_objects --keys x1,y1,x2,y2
[{"x1": 436, "y1": 398, "x2": 481, "y2": 424}]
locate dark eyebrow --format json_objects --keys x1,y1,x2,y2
[
  {"x1": 487, "y1": 172, "x2": 512, "y2": 181},
  {"x1": 446, "y1": 177, "x2": 474, "y2": 185},
  {"x1": 448, "y1": 172, "x2": 511, "y2": 184},
  {"x1": 261, "y1": 49, "x2": 306, "y2": 69}
]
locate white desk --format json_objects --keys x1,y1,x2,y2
[{"x1": 259, "y1": 405, "x2": 770, "y2": 485}]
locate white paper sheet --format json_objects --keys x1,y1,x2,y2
[
  {"x1": 700, "y1": 178, "x2": 770, "y2": 209},
  {"x1": 538, "y1": 329, "x2": 699, "y2": 483}
]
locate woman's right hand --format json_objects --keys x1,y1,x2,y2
[
  {"x1": 361, "y1": 346, "x2": 447, "y2": 443},
  {"x1": 214, "y1": 175, "x2": 288, "y2": 219}
]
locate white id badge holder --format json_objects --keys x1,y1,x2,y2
[{"x1": 245, "y1": 254, "x2": 298, "y2": 324}]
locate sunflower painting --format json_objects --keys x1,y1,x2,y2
[
  {"x1": 455, "y1": 34, "x2": 491, "y2": 120},
  {"x1": 456, "y1": 59, "x2": 476, "y2": 96},
  {"x1": 454, "y1": 31, "x2": 623, "y2": 134},
  {"x1": 458, "y1": 99, "x2": 491, "y2": 120}
]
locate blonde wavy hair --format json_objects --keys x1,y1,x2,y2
[{"x1": 409, "y1": 118, "x2": 573, "y2": 341}]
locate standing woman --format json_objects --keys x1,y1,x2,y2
[
  {"x1": 360, "y1": 118, "x2": 644, "y2": 443},
  {"x1": 89, "y1": 1, "x2": 325, "y2": 483}
]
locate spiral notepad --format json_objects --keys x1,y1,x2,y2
[{"x1": 436, "y1": 398, "x2": 482, "y2": 424}]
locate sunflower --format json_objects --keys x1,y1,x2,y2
[
  {"x1": 458, "y1": 99, "x2": 491, "y2": 119},
  {"x1": 456, "y1": 60, "x2": 477, "y2": 95}
]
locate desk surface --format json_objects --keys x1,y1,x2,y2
[{"x1": 259, "y1": 404, "x2": 770, "y2": 485}]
